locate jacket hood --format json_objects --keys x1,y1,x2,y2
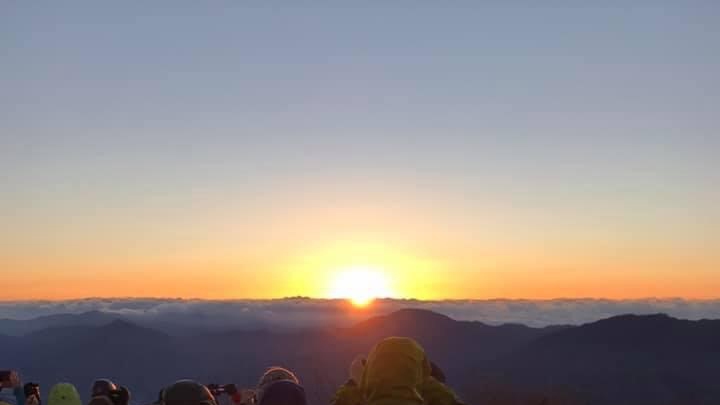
[{"x1": 361, "y1": 337, "x2": 430, "y2": 405}]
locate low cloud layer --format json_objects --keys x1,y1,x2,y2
[{"x1": 1, "y1": 298, "x2": 719, "y2": 328}]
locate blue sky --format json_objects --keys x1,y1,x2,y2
[{"x1": 1, "y1": 3, "x2": 718, "y2": 299}]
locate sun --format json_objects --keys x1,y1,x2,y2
[{"x1": 328, "y1": 266, "x2": 394, "y2": 307}]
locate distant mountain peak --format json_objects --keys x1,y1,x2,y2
[
  {"x1": 93, "y1": 318, "x2": 169, "y2": 341},
  {"x1": 530, "y1": 312, "x2": 720, "y2": 351},
  {"x1": 346, "y1": 308, "x2": 462, "y2": 335},
  {"x1": 596, "y1": 313, "x2": 673, "y2": 322},
  {"x1": 385, "y1": 308, "x2": 456, "y2": 323},
  {"x1": 583, "y1": 313, "x2": 679, "y2": 330}
]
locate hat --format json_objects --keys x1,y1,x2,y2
[
  {"x1": 257, "y1": 381, "x2": 307, "y2": 405},
  {"x1": 162, "y1": 380, "x2": 216, "y2": 405},
  {"x1": 257, "y1": 367, "x2": 299, "y2": 391}
]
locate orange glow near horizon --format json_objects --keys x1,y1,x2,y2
[
  {"x1": 2, "y1": 237, "x2": 719, "y2": 301},
  {"x1": 279, "y1": 239, "x2": 444, "y2": 301}
]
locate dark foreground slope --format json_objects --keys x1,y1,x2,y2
[{"x1": 2, "y1": 309, "x2": 719, "y2": 405}]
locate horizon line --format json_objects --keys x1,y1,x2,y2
[{"x1": 2, "y1": 296, "x2": 720, "y2": 303}]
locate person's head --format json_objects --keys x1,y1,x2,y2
[
  {"x1": 257, "y1": 367, "x2": 299, "y2": 392},
  {"x1": 160, "y1": 380, "x2": 216, "y2": 405},
  {"x1": 48, "y1": 383, "x2": 82, "y2": 405},
  {"x1": 0, "y1": 371, "x2": 20, "y2": 388},
  {"x1": 362, "y1": 337, "x2": 430, "y2": 405},
  {"x1": 364, "y1": 337, "x2": 430, "y2": 381},
  {"x1": 349, "y1": 356, "x2": 366, "y2": 384},
  {"x1": 88, "y1": 380, "x2": 129, "y2": 405},
  {"x1": 256, "y1": 381, "x2": 307, "y2": 405},
  {"x1": 90, "y1": 380, "x2": 117, "y2": 398}
]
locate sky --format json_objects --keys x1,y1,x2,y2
[{"x1": 1, "y1": 3, "x2": 718, "y2": 301}]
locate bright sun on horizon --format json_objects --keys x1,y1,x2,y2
[{"x1": 328, "y1": 266, "x2": 395, "y2": 307}]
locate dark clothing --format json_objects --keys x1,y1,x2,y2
[
  {"x1": 331, "y1": 380, "x2": 363, "y2": 405},
  {"x1": 258, "y1": 380, "x2": 307, "y2": 405}
]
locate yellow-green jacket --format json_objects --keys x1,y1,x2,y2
[
  {"x1": 48, "y1": 384, "x2": 82, "y2": 405},
  {"x1": 420, "y1": 377, "x2": 463, "y2": 405},
  {"x1": 361, "y1": 337, "x2": 430, "y2": 405}
]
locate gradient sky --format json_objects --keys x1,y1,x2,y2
[{"x1": 2, "y1": 3, "x2": 719, "y2": 300}]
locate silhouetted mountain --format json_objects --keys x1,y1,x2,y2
[
  {"x1": 4, "y1": 318, "x2": 174, "y2": 402},
  {"x1": 351, "y1": 308, "x2": 457, "y2": 330},
  {"x1": 2, "y1": 310, "x2": 719, "y2": 405},
  {"x1": 0, "y1": 309, "x2": 292, "y2": 337},
  {"x1": 0, "y1": 310, "x2": 118, "y2": 336},
  {"x1": 343, "y1": 308, "x2": 565, "y2": 383},
  {"x1": 534, "y1": 313, "x2": 720, "y2": 350},
  {"x1": 492, "y1": 314, "x2": 720, "y2": 405}
]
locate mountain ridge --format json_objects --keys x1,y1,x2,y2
[{"x1": 2, "y1": 309, "x2": 719, "y2": 405}]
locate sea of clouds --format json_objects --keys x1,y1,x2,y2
[{"x1": 1, "y1": 298, "x2": 719, "y2": 328}]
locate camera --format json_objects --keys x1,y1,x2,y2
[
  {"x1": 24, "y1": 383, "x2": 41, "y2": 398},
  {"x1": 207, "y1": 384, "x2": 238, "y2": 397},
  {"x1": 207, "y1": 384, "x2": 243, "y2": 404},
  {"x1": 24, "y1": 383, "x2": 41, "y2": 405}
]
